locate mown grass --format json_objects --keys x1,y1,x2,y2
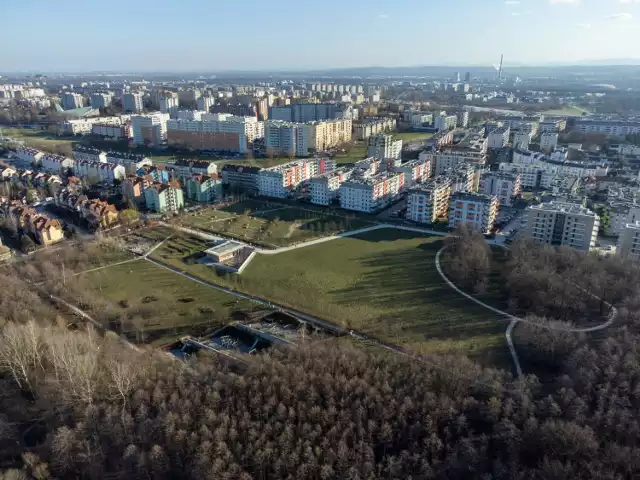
[
  {"x1": 180, "y1": 200, "x2": 375, "y2": 247},
  {"x1": 153, "y1": 227, "x2": 511, "y2": 366}
]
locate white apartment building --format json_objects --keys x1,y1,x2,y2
[
  {"x1": 457, "y1": 111, "x2": 469, "y2": 128},
  {"x1": 40, "y1": 153, "x2": 74, "y2": 174},
  {"x1": 411, "y1": 114, "x2": 433, "y2": 129},
  {"x1": 131, "y1": 112, "x2": 170, "y2": 147},
  {"x1": 61, "y1": 92, "x2": 83, "y2": 110},
  {"x1": 353, "y1": 118, "x2": 396, "y2": 140},
  {"x1": 478, "y1": 172, "x2": 522, "y2": 207},
  {"x1": 73, "y1": 147, "x2": 107, "y2": 163},
  {"x1": 308, "y1": 168, "x2": 353, "y2": 205},
  {"x1": 15, "y1": 147, "x2": 44, "y2": 166},
  {"x1": 391, "y1": 158, "x2": 431, "y2": 188},
  {"x1": 92, "y1": 123, "x2": 131, "y2": 139},
  {"x1": 159, "y1": 96, "x2": 180, "y2": 116},
  {"x1": 575, "y1": 120, "x2": 640, "y2": 136},
  {"x1": 197, "y1": 95, "x2": 215, "y2": 112},
  {"x1": 264, "y1": 121, "x2": 309, "y2": 157},
  {"x1": 123, "y1": 92, "x2": 144, "y2": 113},
  {"x1": 618, "y1": 222, "x2": 640, "y2": 260},
  {"x1": 367, "y1": 133, "x2": 402, "y2": 160},
  {"x1": 339, "y1": 171, "x2": 404, "y2": 213},
  {"x1": 540, "y1": 132, "x2": 559, "y2": 153},
  {"x1": 434, "y1": 115, "x2": 457, "y2": 132},
  {"x1": 524, "y1": 202, "x2": 599, "y2": 252},
  {"x1": 90, "y1": 93, "x2": 112, "y2": 108},
  {"x1": 539, "y1": 119, "x2": 566, "y2": 133},
  {"x1": 74, "y1": 161, "x2": 126, "y2": 184},
  {"x1": 513, "y1": 131, "x2": 532, "y2": 150},
  {"x1": 258, "y1": 158, "x2": 334, "y2": 198},
  {"x1": 448, "y1": 192, "x2": 499, "y2": 234},
  {"x1": 443, "y1": 163, "x2": 476, "y2": 193},
  {"x1": 607, "y1": 203, "x2": 640, "y2": 237},
  {"x1": 487, "y1": 126, "x2": 510, "y2": 149},
  {"x1": 406, "y1": 177, "x2": 452, "y2": 224}
]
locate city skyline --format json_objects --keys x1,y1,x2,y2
[{"x1": 2, "y1": 0, "x2": 640, "y2": 72}]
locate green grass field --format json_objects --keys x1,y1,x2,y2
[
  {"x1": 394, "y1": 132, "x2": 435, "y2": 142},
  {"x1": 81, "y1": 259, "x2": 257, "y2": 345},
  {"x1": 154, "y1": 228, "x2": 510, "y2": 364},
  {"x1": 541, "y1": 106, "x2": 589, "y2": 117},
  {"x1": 180, "y1": 200, "x2": 375, "y2": 247},
  {"x1": 0, "y1": 127, "x2": 76, "y2": 152}
]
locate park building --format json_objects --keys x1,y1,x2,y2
[
  {"x1": 406, "y1": 176, "x2": 452, "y2": 224},
  {"x1": 478, "y1": 171, "x2": 522, "y2": 207},
  {"x1": 618, "y1": 222, "x2": 640, "y2": 261},
  {"x1": 338, "y1": 171, "x2": 404, "y2": 213},
  {"x1": 524, "y1": 201, "x2": 599, "y2": 252},
  {"x1": 448, "y1": 192, "x2": 499, "y2": 234}
]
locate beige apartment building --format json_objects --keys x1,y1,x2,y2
[
  {"x1": 308, "y1": 118, "x2": 352, "y2": 152},
  {"x1": 524, "y1": 201, "x2": 599, "y2": 252},
  {"x1": 406, "y1": 176, "x2": 452, "y2": 224}
]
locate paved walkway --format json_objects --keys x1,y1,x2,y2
[{"x1": 434, "y1": 245, "x2": 617, "y2": 377}]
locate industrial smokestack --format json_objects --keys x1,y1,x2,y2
[{"x1": 498, "y1": 54, "x2": 504, "y2": 80}]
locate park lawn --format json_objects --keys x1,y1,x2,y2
[
  {"x1": 81, "y1": 259, "x2": 257, "y2": 345},
  {"x1": 394, "y1": 132, "x2": 435, "y2": 142},
  {"x1": 0, "y1": 127, "x2": 77, "y2": 152},
  {"x1": 170, "y1": 228, "x2": 511, "y2": 364},
  {"x1": 541, "y1": 106, "x2": 589, "y2": 117},
  {"x1": 334, "y1": 143, "x2": 368, "y2": 165},
  {"x1": 180, "y1": 201, "x2": 375, "y2": 247}
]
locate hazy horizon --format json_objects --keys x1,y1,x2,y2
[{"x1": 2, "y1": 0, "x2": 640, "y2": 72}]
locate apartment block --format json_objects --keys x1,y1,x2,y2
[
  {"x1": 169, "y1": 159, "x2": 217, "y2": 179},
  {"x1": 268, "y1": 102, "x2": 352, "y2": 122},
  {"x1": 264, "y1": 121, "x2": 308, "y2": 157},
  {"x1": 258, "y1": 158, "x2": 334, "y2": 198},
  {"x1": 197, "y1": 95, "x2": 215, "y2": 113},
  {"x1": 159, "y1": 95, "x2": 180, "y2": 116},
  {"x1": 391, "y1": 158, "x2": 431, "y2": 188},
  {"x1": 618, "y1": 222, "x2": 640, "y2": 261},
  {"x1": 540, "y1": 119, "x2": 567, "y2": 133},
  {"x1": 131, "y1": 113, "x2": 170, "y2": 147},
  {"x1": 487, "y1": 126, "x2": 510, "y2": 149},
  {"x1": 61, "y1": 92, "x2": 84, "y2": 110},
  {"x1": 338, "y1": 171, "x2": 404, "y2": 213},
  {"x1": 540, "y1": 132, "x2": 559, "y2": 153},
  {"x1": 353, "y1": 118, "x2": 396, "y2": 140},
  {"x1": 406, "y1": 177, "x2": 452, "y2": 224},
  {"x1": 92, "y1": 122, "x2": 131, "y2": 139},
  {"x1": 308, "y1": 168, "x2": 353, "y2": 205},
  {"x1": 123, "y1": 92, "x2": 144, "y2": 113},
  {"x1": 41, "y1": 154, "x2": 74, "y2": 174},
  {"x1": 90, "y1": 93, "x2": 113, "y2": 108},
  {"x1": 448, "y1": 192, "x2": 499, "y2": 234},
  {"x1": 513, "y1": 131, "x2": 532, "y2": 149},
  {"x1": 411, "y1": 114, "x2": 433, "y2": 129},
  {"x1": 308, "y1": 119, "x2": 352, "y2": 152},
  {"x1": 478, "y1": 172, "x2": 522, "y2": 206},
  {"x1": 367, "y1": 133, "x2": 402, "y2": 160},
  {"x1": 524, "y1": 201, "x2": 599, "y2": 252},
  {"x1": 220, "y1": 164, "x2": 261, "y2": 192},
  {"x1": 144, "y1": 183, "x2": 184, "y2": 213},
  {"x1": 444, "y1": 163, "x2": 477, "y2": 193},
  {"x1": 15, "y1": 146, "x2": 44, "y2": 166},
  {"x1": 167, "y1": 114, "x2": 263, "y2": 154},
  {"x1": 74, "y1": 161, "x2": 126, "y2": 184},
  {"x1": 434, "y1": 115, "x2": 457, "y2": 132},
  {"x1": 184, "y1": 174, "x2": 222, "y2": 203},
  {"x1": 121, "y1": 176, "x2": 147, "y2": 205}
]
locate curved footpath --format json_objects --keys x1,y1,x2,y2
[{"x1": 434, "y1": 246, "x2": 618, "y2": 377}]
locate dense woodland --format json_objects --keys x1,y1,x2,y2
[{"x1": 1, "y1": 235, "x2": 640, "y2": 478}]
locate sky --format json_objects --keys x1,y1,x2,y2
[{"x1": 1, "y1": 0, "x2": 639, "y2": 72}]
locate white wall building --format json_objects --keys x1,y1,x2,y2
[
  {"x1": 258, "y1": 158, "x2": 334, "y2": 198},
  {"x1": 618, "y1": 222, "x2": 640, "y2": 261},
  {"x1": 367, "y1": 133, "x2": 402, "y2": 160},
  {"x1": 131, "y1": 112, "x2": 170, "y2": 146},
  {"x1": 40, "y1": 153, "x2": 74, "y2": 174},
  {"x1": 123, "y1": 92, "x2": 144, "y2": 113},
  {"x1": 478, "y1": 172, "x2": 522, "y2": 206},
  {"x1": 159, "y1": 96, "x2": 180, "y2": 116},
  {"x1": 308, "y1": 168, "x2": 353, "y2": 205},
  {"x1": 391, "y1": 158, "x2": 431, "y2": 188},
  {"x1": 406, "y1": 177, "x2": 452, "y2": 224},
  {"x1": 338, "y1": 171, "x2": 404, "y2": 213},
  {"x1": 434, "y1": 115, "x2": 457, "y2": 132},
  {"x1": 264, "y1": 121, "x2": 309, "y2": 157},
  {"x1": 74, "y1": 161, "x2": 126, "y2": 183},
  {"x1": 487, "y1": 126, "x2": 510, "y2": 149},
  {"x1": 513, "y1": 131, "x2": 532, "y2": 150},
  {"x1": 61, "y1": 92, "x2": 83, "y2": 110},
  {"x1": 448, "y1": 192, "x2": 499, "y2": 234},
  {"x1": 524, "y1": 201, "x2": 599, "y2": 252},
  {"x1": 540, "y1": 132, "x2": 559, "y2": 153},
  {"x1": 197, "y1": 95, "x2": 215, "y2": 112},
  {"x1": 90, "y1": 93, "x2": 113, "y2": 108}
]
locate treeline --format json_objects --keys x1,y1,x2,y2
[{"x1": 2, "y1": 320, "x2": 640, "y2": 479}]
